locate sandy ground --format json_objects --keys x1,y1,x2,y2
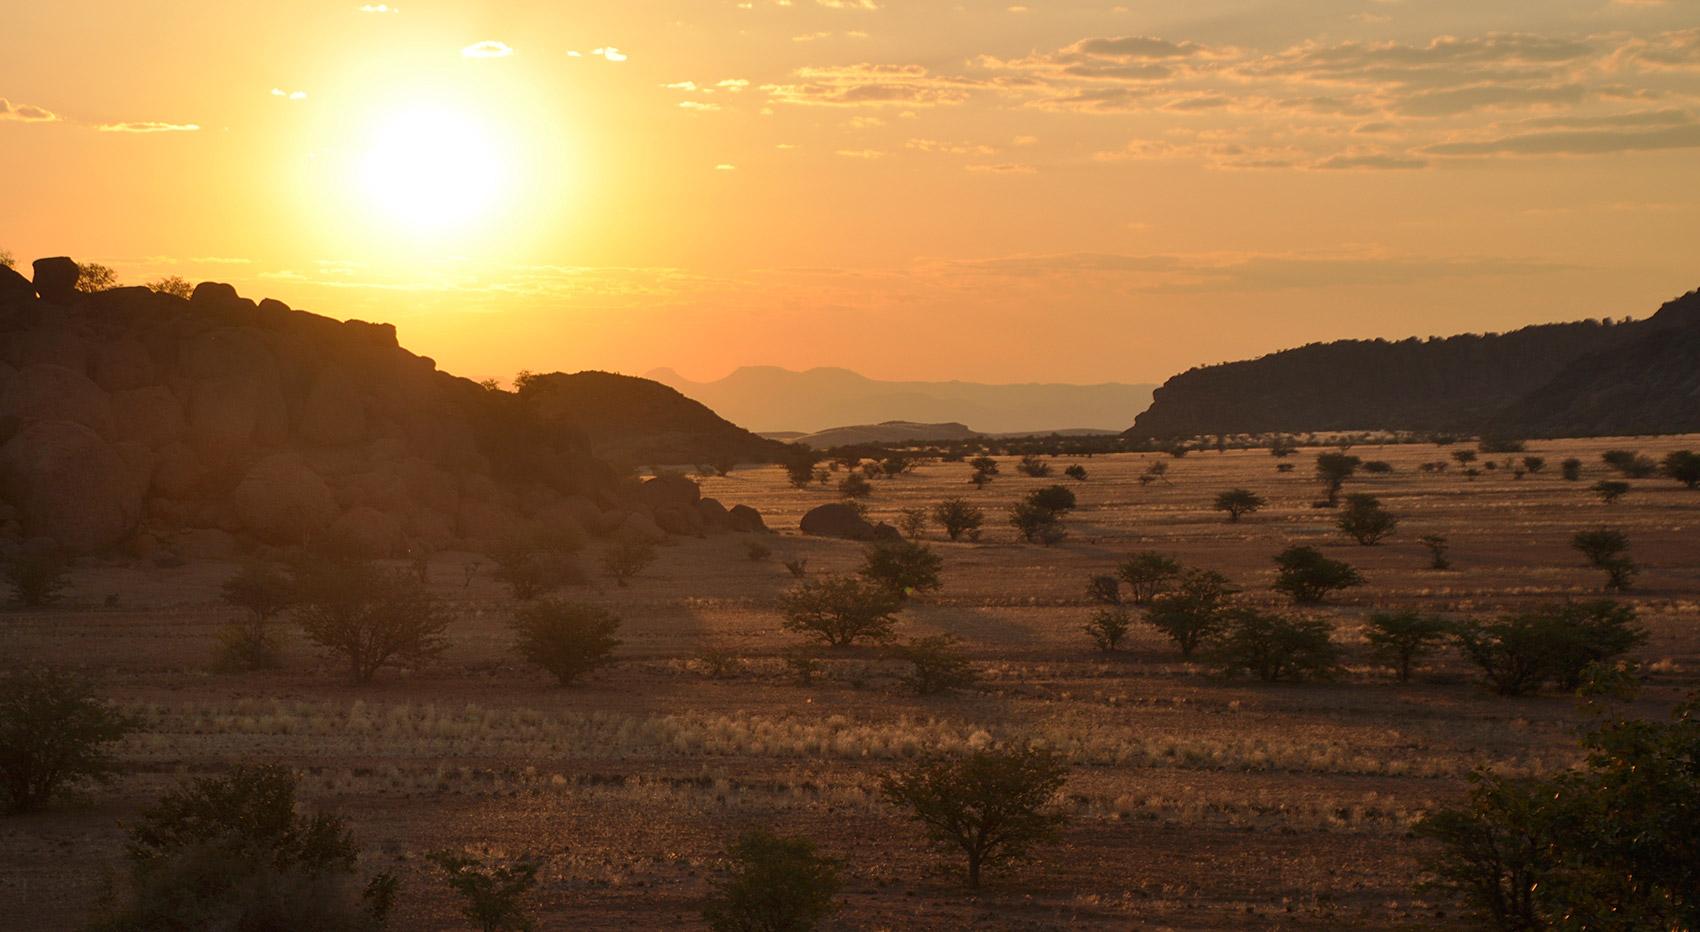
[{"x1": 3, "y1": 436, "x2": 1698, "y2": 929}]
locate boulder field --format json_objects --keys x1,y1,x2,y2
[{"x1": 0, "y1": 257, "x2": 771, "y2": 560}]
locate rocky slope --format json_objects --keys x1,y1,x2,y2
[
  {"x1": 0, "y1": 257, "x2": 772, "y2": 558},
  {"x1": 1127, "y1": 288, "x2": 1700, "y2": 439},
  {"x1": 516, "y1": 371, "x2": 790, "y2": 468}
]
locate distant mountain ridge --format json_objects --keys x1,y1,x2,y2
[
  {"x1": 1128, "y1": 288, "x2": 1700, "y2": 439},
  {"x1": 646, "y1": 365, "x2": 1155, "y2": 434}
]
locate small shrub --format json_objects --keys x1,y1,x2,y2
[
  {"x1": 292, "y1": 559, "x2": 449, "y2": 684},
  {"x1": 1211, "y1": 610, "x2": 1339, "y2": 682},
  {"x1": 1213, "y1": 488, "x2": 1266, "y2": 522},
  {"x1": 1337, "y1": 493, "x2": 1399, "y2": 545},
  {"x1": 1522, "y1": 456, "x2": 1546, "y2": 475},
  {"x1": 1365, "y1": 611, "x2": 1452, "y2": 681},
  {"x1": 1084, "y1": 607, "x2": 1132, "y2": 652},
  {"x1": 896, "y1": 506, "x2": 929, "y2": 540},
  {"x1": 896, "y1": 635, "x2": 978, "y2": 695},
  {"x1": 492, "y1": 541, "x2": 582, "y2": 600},
  {"x1": 1116, "y1": 552, "x2": 1181, "y2": 604},
  {"x1": 4, "y1": 545, "x2": 71, "y2": 607},
  {"x1": 1361, "y1": 460, "x2": 1394, "y2": 474},
  {"x1": 744, "y1": 540, "x2": 772, "y2": 562},
  {"x1": 1452, "y1": 450, "x2": 1478, "y2": 466},
  {"x1": 1419, "y1": 534, "x2": 1452, "y2": 570},
  {"x1": 1272, "y1": 546, "x2": 1364, "y2": 605},
  {"x1": 880, "y1": 746, "x2": 1068, "y2": 888},
  {"x1": 1008, "y1": 502, "x2": 1066, "y2": 545},
  {"x1": 695, "y1": 648, "x2": 745, "y2": 679},
  {"x1": 74, "y1": 262, "x2": 118, "y2": 292},
  {"x1": 1063, "y1": 464, "x2": 1087, "y2": 481},
  {"x1": 1601, "y1": 449, "x2": 1657, "y2": 478},
  {"x1": 601, "y1": 535, "x2": 658, "y2": 587},
  {"x1": 1085, "y1": 574, "x2": 1122, "y2": 606},
  {"x1": 1662, "y1": 450, "x2": 1700, "y2": 488},
  {"x1": 1144, "y1": 569, "x2": 1236, "y2": 659},
  {"x1": 702, "y1": 830, "x2": 841, "y2": 932},
  {"x1": 1591, "y1": 480, "x2": 1629, "y2": 504},
  {"x1": 1139, "y1": 461, "x2": 1170, "y2": 486},
  {"x1": 838, "y1": 473, "x2": 872, "y2": 499},
  {"x1": 509, "y1": 600, "x2": 622, "y2": 686},
  {"x1": 1276, "y1": 462, "x2": 1295, "y2": 473},
  {"x1": 1314, "y1": 452, "x2": 1361, "y2": 506},
  {"x1": 1571, "y1": 528, "x2": 1636, "y2": 591},
  {"x1": 859, "y1": 540, "x2": 943, "y2": 600},
  {"x1": 1026, "y1": 485, "x2": 1077, "y2": 514},
  {"x1": 783, "y1": 557, "x2": 809, "y2": 579},
  {"x1": 1560, "y1": 457, "x2": 1583, "y2": 481},
  {"x1": 931, "y1": 498, "x2": 984, "y2": 541},
  {"x1": 780, "y1": 575, "x2": 903, "y2": 646},
  {"x1": 428, "y1": 850, "x2": 540, "y2": 932},
  {"x1": 0, "y1": 667, "x2": 134, "y2": 813},
  {"x1": 968, "y1": 456, "x2": 1000, "y2": 480},
  {"x1": 217, "y1": 562, "x2": 295, "y2": 671},
  {"x1": 1016, "y1": 454, "x2": 1051, "y2": 478},
  {"x1": 784, "y1": 650, "x2": 824, "y2": 686}
]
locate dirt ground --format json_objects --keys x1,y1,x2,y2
[{"x1": 4, "y1": 436, "x2": 1698, "y2": 930}]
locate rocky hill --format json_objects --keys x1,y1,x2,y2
[
  {"x1": 1127, "y1": 288, "x2": 1700, "y2": 439},
  {"x1": 516, "y1": 371, "x2": 790, "y2": 468},
  {"x1": 0, "y1": 256, "x2": 773, "y2": 558},
  {"x1": 778, "y1": 421, "x2": 981, "y2": 448},
  {"x1": 648, "y1": 365, "x2": 1155, "y2": 434}
]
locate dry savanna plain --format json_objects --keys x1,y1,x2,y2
[{"x1": 4, "y1": 437, "x2": 1699, "y2": 930}]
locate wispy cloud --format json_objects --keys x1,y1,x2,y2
[
  {"x1": 461, "y1": 40, "x2": 514, "y2": 59},
  {"x1": 0, "y1": 97, "x2": 59, "y2": 123},
  {"x1": 98, "y1": 121, "x2": 200, "y2": 133}
]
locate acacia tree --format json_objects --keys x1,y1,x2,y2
[
  {"x1": 1143, "y1": 569, "x2": 1237, "y2": 659},
  {"x1": 1211, "y1": 610, "x2": 1339, "y2": 683},
  {"x1": 1213, "y1": 488, "x2": 1267, "y2": 522},
  {"x1": 1314, "y1": 453, "x2": 1361, "y2": 506},
  {"x1": 1272, "y1": 546, "x2": 1364, "y2": 605},
  {"x1": 880, "y1": 746, "x2": 1069, "y2": 889},
  {"x1": 779, "y1": 575, "x2": 902, "y2": 647},
  {"x1": 0, "y1": 667, "x2": 135, "y2": 813},
  {"x1": 1662, "y1": 450, "x2": 1700, "y2": 488},
  {"x1": 930, "y1": 498, "x2": 984, "y2": 541},
  {"x1": 292, "y1": 560, "x2": 449, "y2": 684},
  {"x1": 1117, "y1": 552, "x2": 1182, "y2": 604},
  {"x1": 1452, "y1": 601, "x2": 1645, "y2": 696},
  {"x1": 1571, "y1": 528, "x2": 1636, "y2": 591},
  {"x1": 858, "y1": 540, "x2": 943, "y2": 601},
  {"x1": 1337, "y1": 493, "x2": 1399, "y2": 545},
  {"x1": 1365, "y1": 611, "x2": 1452, "y2": 682}
]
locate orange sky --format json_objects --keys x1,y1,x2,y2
[{"x1": 3, "y1": 1, "x2": 1698, "y2": 385}]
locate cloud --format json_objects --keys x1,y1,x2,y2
[
  {"x1": 1313, "y1": 152, "x2": 1429, "y2": 170},
  {"x1": 97, "y1": 121, "x2": 200, "y2": 133},
  {"x1": 0, "y1": 97, "x2": 58, "y2": 122},
  {"x1": 270, "y1": 88, "x2": 308, "y2": 101},
  {"x1": 816, "y1": 0, "x2": 878, "y2": 8},
  {"x1": 763, "y1": 64, "x2": 979, "y2": 107},
  {"x1": 679, "y1": 100, "x2": 721, "y2": 111},
  {"x1": 461, "y1": 41, "x2": 514, "y2": 59},
  {"x1": 356, "y1": 3, "x2": 397, "y2": 12},
  {"x1": 1425, "y1": 121, "x2": 1700, "y2": 156},
  {"x1": 592, "y1": 47, "x2": 627, "y2": 62},
  {"x1": 965, "y1": 162, "x2": 1036, "y2": 174}
]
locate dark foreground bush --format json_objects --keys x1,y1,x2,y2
[
  {"x1": 90, "y1": 765, "x2": 396, "y2": 931},
  {"x1": 780, "y1": 575, "x2": 903, "y2": 647},
  {"x1": 1416, "y1": 693, "x2": 1699, "y2": 930},
  {"x1": 0, "y1": 666, "x2": 134, "y2": 813},
  {"x1": 428, "y1": 850, "x2": 540, "y2": 932},
  {"x1": 1210, "y1": 610, "x2": 1339, "y2": 682},
  {"x1": 292, "y1": 560, "x2": 449, "y2": 684},
  {"x1": 702, "y1": 829, "x2": 841, "y2": 932}
]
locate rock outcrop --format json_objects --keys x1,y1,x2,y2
[{"x1": 0, "y1": 257, "x2": 779, "y2": 558}]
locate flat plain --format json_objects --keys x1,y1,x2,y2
[{"x1": 4, "y1": 436, "x2": 1699, "y2": 930}]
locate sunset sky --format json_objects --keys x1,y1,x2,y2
[{"x1": 3, "y1": 1, "x2": 1698, "y2": 386}]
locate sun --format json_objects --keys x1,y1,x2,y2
[{"x1": 357, "y1": 105, "x2": 511, "y2": 232}]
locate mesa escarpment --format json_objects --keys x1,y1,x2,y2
[
  {"x1": 1126, "y1": 288, "x2": 1700, "y2": 440},
  {"x1": 0, "y1": 257, "x2": 774, "y2": 558}
]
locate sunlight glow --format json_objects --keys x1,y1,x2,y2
[{"x1": 357, "y1": 106, "x2": 510, "y2": 232}]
